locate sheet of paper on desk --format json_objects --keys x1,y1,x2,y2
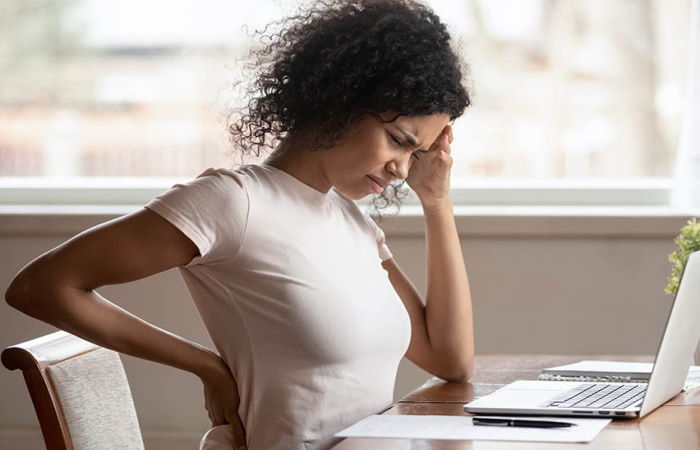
[{"x1": 335, "y1": 415, "x2": 611, "y2": 443}]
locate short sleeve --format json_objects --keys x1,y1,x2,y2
[
  {"x1": 144, "y1": 167, "x2": 249, "y2": 267},
  {"x1": 362, "y1": 211, "x2": 394, "y2": 262}
]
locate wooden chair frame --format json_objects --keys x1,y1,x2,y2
[{"x1": 2, "y1": 331, "x2": 101, "y2": 450}]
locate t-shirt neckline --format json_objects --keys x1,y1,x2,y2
[{"x1": 259, "y1": 163, "x2": 335, "y2": 200}]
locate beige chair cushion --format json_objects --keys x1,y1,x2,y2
[{"x1": 46, "y1": 348, "x2": 145, "y2": 450}]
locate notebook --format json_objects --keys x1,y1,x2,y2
[{"x1": 538, "y1": 360, "x2": 700, "y2": 391}]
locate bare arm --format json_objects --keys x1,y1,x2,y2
[
  {"x1": 4, "y1": 207, "x2": 247, "y2": 444},
  {"x1": 5, "y1": 207, "x2": 220, "y2": 379},
  {"x1": 382, "y1": 203, "x2": 474, "y2": 383},
  {"x1": 423, "y1": 202, "x2": 474, "y2": 379},
  {"x1": 390, "y1": 123, "x2": 474, "y2": 382}
]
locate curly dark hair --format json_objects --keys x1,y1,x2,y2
[{"x1": 226, "y1": 0, "x2": 471, "y2": 216}]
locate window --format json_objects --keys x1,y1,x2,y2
[
  {"x1": 0, "y1": 0, "x2": 693, "y2": 206},
  {"x1": 434, "y1": 0, "x2": 691, "y2": 180}
]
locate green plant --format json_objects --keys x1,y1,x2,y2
[{"x1": 665, "y1": 217, "x2": 700, "y2": 296}]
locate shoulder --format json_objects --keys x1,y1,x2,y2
[
  {"x1": 181, "y1": 165, "x2": 275, "y2": 198},
  {"x1": 211, "y1": 164, "x2": 294, "y2": 195},
  {"x1": 191, "y1": 166, "x2": 249, "y2": 186},
  {"x1": 144, "y1": 166, "x2": 254, "y2": 230}
]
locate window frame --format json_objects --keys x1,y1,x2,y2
[{"x1": 0, "y1": 176, "x2": 675, "y2": 208}]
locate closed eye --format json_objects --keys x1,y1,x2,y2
[
  {"x1": 388, "y1": 133, "x2": 403, "y2": 147},
  {"x1": 388, "y1": 133, "x2": 421, "y2": 160}
]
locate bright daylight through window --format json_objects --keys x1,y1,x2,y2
[{"x1": 0, "y1": 0, "x2": 693, "y2": 192}]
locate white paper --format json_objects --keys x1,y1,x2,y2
[{"x1": 335, "y1": 415, "x2": 610, "y2": 443}]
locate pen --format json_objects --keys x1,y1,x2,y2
[{"x1": 472, "y1": 417, "x2": 577, "y2": 428}]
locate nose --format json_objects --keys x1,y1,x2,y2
[{"x1": 386, "y1": 155, "x2": 411, "y2": 180}]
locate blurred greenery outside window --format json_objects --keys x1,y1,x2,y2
[{"x1": 0, "y1": 0, "x2": 693, "y2": 206}]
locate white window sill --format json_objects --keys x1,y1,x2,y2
[{"x1": 0, "y1": 204, "x2": 697, "y2": 238}]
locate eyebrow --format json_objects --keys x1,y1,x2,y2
[{"x1": 396, "y1": 128, "x2": 420, "y2": 147}]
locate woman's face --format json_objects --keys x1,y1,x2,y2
[{"x1": 322, "y1": 112, "x2": 451, "y2": 200}]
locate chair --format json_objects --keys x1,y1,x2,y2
[{"x1": 1, "y1": 331, "x2": 145, "y2": 450}]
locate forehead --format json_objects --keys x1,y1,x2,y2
[{"x1": 391, "y1": 114, "x2": 450, "y2": 142}]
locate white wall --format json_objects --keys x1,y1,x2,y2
[{"x1": 0, "y1": 210, "x2": 688, "y2": 448}]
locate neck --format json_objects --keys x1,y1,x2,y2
[{"x1": 263, "y1": 140, "x2": 332, "y2": 194}]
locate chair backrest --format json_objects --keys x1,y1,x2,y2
[{"x1": 2, "y1": 331, "x2": 145, "y2": 450}]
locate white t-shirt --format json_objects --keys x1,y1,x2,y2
[{"x1": 144, "y1": 164, "x2": 411, "y2": 449}]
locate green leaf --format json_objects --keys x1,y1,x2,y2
[{"x1": 666, "y1": 218, "x2": 700, "y2": 296}]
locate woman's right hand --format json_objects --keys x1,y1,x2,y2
[{"x1": 200, "y1": 355, "x2": 247, "y2": 449}]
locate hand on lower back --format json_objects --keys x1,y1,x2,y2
[{"x1": 201, "y1": 356, "x2": 247, "y2": 448}]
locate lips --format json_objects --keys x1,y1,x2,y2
[
  {"x1": 368, "y1": 175, "x2": 388, "y2": 188},
  {"x1": 367, "y1": 175, "x2": 387, "y2": 194}
]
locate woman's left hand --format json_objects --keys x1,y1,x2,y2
[{"x1": 406, "y1": 124, "x2": 454, "y2": 212}]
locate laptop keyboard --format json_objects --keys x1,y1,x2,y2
[{"x1": 544, "y1": 383, "x2": 647, "y2": 410}]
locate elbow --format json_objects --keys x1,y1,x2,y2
[
  {"x1": 441, "y1": 367, "x2": 474, "y2": 384},
  {"x1": 6, "y1": 280, "x2": 64, "y2": 326},
  {"x1": 5, "y1": 273, "x2": 45, "y2": 317},
  {"x1": 425, "y1": 343, "x2": 475, "y2": 383},
  {"x1": 6, "y1": 255, "x2": 56, "y2": 313},
  {"x1": 438, "y1": 358, "x2": 475, "y2": 384},
  {"x1": 6, "y1": 277, "x2": 31, "y2": 311},
  {"x1": 6, "y1": 290, "x2": 39, "y2": 319}
]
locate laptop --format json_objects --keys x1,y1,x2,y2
[{"x1": 464, "y1": 250, "x2": 700, "y2": 419}]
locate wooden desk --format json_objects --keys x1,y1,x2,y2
[{"x1": 332, "y1": 355, "x2": 700, "y2": 449}]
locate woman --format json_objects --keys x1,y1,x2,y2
[{"x1": 6, "y1": 0, "x2": 474, "y2": 449}]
